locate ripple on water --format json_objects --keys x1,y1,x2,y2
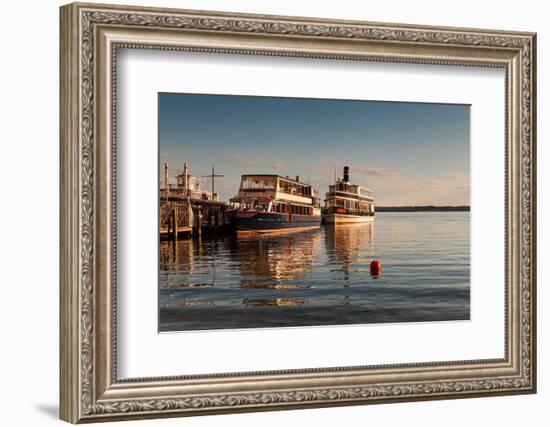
[{"x1": 159, "y1": 212, "x2": 470, "y2": 331}]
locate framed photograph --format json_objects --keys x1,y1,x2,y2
[
  {"x1": 157, "y1": 94, "x2": 471, "y2": 332},
  {"x1": 60, "y1": 2, "x2": 537, "y2": 423}
]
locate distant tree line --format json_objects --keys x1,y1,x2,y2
[{"x1": 376, "y1": 206, "x2": 470, "y2": 212}]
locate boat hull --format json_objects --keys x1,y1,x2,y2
[
  {"x1": 323, "y1": 213, "x2": 375, "y2": 224},
  {"x1": 231, "y1": 211, "x2": 321, "y2": 235}
]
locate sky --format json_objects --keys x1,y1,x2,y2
[{"x1": 159, "y1": 93, "x2": 470, "y2": 206}]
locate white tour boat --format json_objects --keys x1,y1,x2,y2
[{"x1": 323, "y1": 166, "x2": 375, "y2": 224}]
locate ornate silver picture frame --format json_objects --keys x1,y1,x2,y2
[{"x1": 60, "y1": 2, "x2": 536, "y2": 423}]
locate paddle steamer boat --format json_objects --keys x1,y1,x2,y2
[
  {"x1": 323, "y1": 166, "x2": 375, "y2": 224},
  {"x1": 229, "y1": 174, "x2": 321, "y2": 235}
]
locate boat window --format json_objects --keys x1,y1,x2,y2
[
  {"x1": 241, "y1": 177, "x2": 276, "y2": 190},
  {"x1": 281, "y1": 182, "x2": 291, "y2": 193},
  {"x1": 274, "y1": 203, "x2": 285, "y2": 213},
  {"x1": 337, "y1": 182, "x2": 349, "y2": 192},
  {"x1": 359, "y1": 188, "x2": 374, "y2": 198}
]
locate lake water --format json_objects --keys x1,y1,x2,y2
[{"x1": 159, "y1": 212, "x2": 470, "y2": 332}]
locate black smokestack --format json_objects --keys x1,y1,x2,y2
[{"x1": 343, "y1": 166, "x2": 350, "y2": 182}]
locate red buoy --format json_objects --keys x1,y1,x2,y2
[{"x1": 370, "y1": 260, "x2": 382, "y2": 276}]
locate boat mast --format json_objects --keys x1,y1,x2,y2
[{"x1": 202, "y1": 165, "x2": 224, "y2": 196}]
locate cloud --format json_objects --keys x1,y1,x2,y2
[
  {"x1": 271, "y1": 161, "x2": 469, "y2": 205},
  {"x1": 231, "y1": 153, "x2": 258, "y2": 165},
  {"x1": 368, "y1": 171, "x2": 470, "y2": 206},
  {"x1": 166, "y1": 155, "x2": 469, "y2": 206},
  {"x1": 454, "y1": 184, "x2": 469, "y2": 192},
  {"x1": 363, "y1": 167, "x2": 402, "y2": 178},
  {"x1": 423, "y1": 179, "x2": 445, "y2": 188}
]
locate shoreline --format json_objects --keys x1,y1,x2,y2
[{"x1": 376, "y1": 206, "x2": 470, "y2": 212}]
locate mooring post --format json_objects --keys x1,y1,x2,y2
[
  {"x1": 172, "y1": 234, "x2": 177, "y2": 259},
  {"x1": 168, "y1": 208, "x2": 173, "y2": 238},
  {"x1": 164, "y1": 162, "x2": 170, "y2": 202},
  {"x1": 172, "y1": 206, "x2": 178, "y2": 241},
  {"x1": 197, "y1": 207, "x2": 202, "y2": 238},
  {"x1": 187, "y1": 199, "x2": 193, "y2": 228},
  {"x1": 193, "y1": 206, "x2": 200, "y2": 237}
]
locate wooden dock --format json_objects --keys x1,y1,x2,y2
[{"x1": 160, "y1": 194, "x2": 230, "y2": 240}]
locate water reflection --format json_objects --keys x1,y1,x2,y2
[
  {"x1": 160, "y1": 237, "x2": 194, "y2": 267},
  {"x1": 230, "y1": 229, "x2": 321, "y2": 288},
  {"x1": 160, "y1": 228, "x2": 322, "y2": 289},
  {"x1": 159, "y1": 213, "x2": 471, "y2": 331},
  {"x1": 243, "y1": 297, "x2": 309, "y2": 307},
  {"x1": 324, "y1": 222, "x2": 374, "y2": 284}
]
